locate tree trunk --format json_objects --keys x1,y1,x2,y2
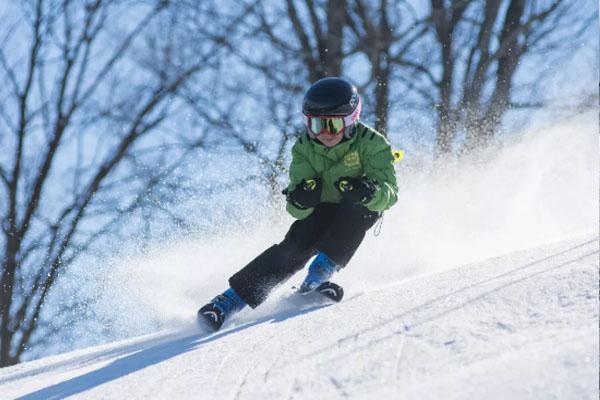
[
  {"x1": 323, "y1": 0, "x2": 346, "y2": 77},
  {"x1": 465, "y1": 0, "x2": 526, "y2": 151},
  {"x1": 373, "y1": 1, "x2": 391, "y2": 136},
  {"x1": 432, "y1": 0, "x2": 457, "y2": 154},
  {"x1": 1, "y1": 235, "x2": 19, "y2": 367}
]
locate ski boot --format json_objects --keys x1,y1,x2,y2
[
  {"x1": 297, "y1": 252, "x2": 339, "y2": 294},
  {"x1": 198, "y1": 287, "x2": 246, "y2": 331}
]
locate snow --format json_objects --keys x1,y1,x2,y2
[
  {"x1": 0, "y1": 235, "x2": 597, "y2": 399},
  {"x1": 0, "y1": 115, "x2": 597, "y2": 399}
]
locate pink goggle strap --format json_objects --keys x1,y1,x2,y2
[{"x1": 343, "y1": 97, "x2": 361, "y2": 126}]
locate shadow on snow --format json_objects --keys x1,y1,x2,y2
[{"x1": 17, "y1": 303, "x2": 331, "y2": 400}]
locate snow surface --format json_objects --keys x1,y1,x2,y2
[
  {"x1": 0, "y1": 115, "x2": 598, "y2": 399},
  {"x1": 0, "y1": 236, "x2": 598, "y2": 399}
]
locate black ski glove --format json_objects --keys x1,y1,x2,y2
[
  {"x1": 282, "y1": 178, "x2": 322, "y2": 209},
  {"x1": 335, "y1": 176, "x2": 377, "y2": 205}
]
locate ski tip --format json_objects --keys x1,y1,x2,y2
[
  {"x1": 197, "y1": 308, "x2": 223, "y2": 333},
  {"x1": 316, "y1": 281, "x2": 344, "y2": 302}
]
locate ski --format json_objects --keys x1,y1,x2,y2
[
  {"x1": 315, "y1": 281, "x2": 344, "y2": 302},
  {"x1": 197, "y1": 304, "x2": 224, "y2": 332},
  {"x1": 294, "y1": 281, "x2": 344, "y2": 303}
]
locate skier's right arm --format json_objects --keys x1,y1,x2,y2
[{"x1": 285, "y1": 136, "x2": 318, "y2": 219}]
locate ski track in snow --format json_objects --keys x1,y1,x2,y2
[{"x1": 0, "y1": 235, "x2": 597, "y2": 400}]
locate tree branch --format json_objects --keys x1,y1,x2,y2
[{"x1": 286, "y1": 0, "x2": 319, "y2": 80}]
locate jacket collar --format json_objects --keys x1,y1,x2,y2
[{"x1": 308, "y1": 125, "x2": 360, "y2": 159}]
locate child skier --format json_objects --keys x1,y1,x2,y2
[{"x1": 198, "y1": 77, "x2": 398, "y2": 331}]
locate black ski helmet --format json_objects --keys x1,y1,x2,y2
[{"x1": 302, "y1": 77, "x2": 362, "y2": 138}]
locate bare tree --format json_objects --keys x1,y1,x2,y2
[
  {"x1": 345, "y1": 0, "x2": 432, "y2": 135},
  {"x1": 221, "y1": 0, "x2": 420, "y2": 140},
  {"x1": 232, "y1": 0, "x2": 348, "y2": 81},
  {"x1": 182, "y1": 0, "x2": 595, "y2": 172},
  {"x1": 168, "y1": 0, "x2": 317, "y2": 197},
  {"x1": 177, "y1": 0, "x2": 390, "y2": 201},
  {"x1": 388, "y1": 0, "x2": 596, "y2": 154},
  {"x1": 0, "y1": 0, "x2": 227, "y2": 366},
  {"x1": 234, "y1": 0, "x2": 350, "y2": 191}
]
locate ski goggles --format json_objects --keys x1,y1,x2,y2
[
  {"x1": 303, "y1": 97, "x2": 362, "y2": 138},
  {"x1": 306, "y1": 117, "x2": 345, "y2": 136}
]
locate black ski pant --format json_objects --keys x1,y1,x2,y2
[{"x1": 229, "y1": 202, "x2": 380, "y2": 308}]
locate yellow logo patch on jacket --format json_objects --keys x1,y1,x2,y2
[{"x1": 343, "y1": 151, "x2": 361, "y2": 168}]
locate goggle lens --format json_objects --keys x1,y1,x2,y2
[{"x1": 308, "y1": 117, "x2": 344, "y2": 135}]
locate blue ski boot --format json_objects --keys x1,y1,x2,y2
[
  {"x1": 198, "y1": 287, "x2": 246, "y2": 331},
  {"x1": 298, "y1": 252, "x2": 339, "y2": 294}
]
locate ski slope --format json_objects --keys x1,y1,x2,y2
[
  {"x1": 0, "y1": 235, "x2": 598, "y2": 400},
  {"x1": 0, "y1": 115, "x2": 598, "y2": 399}
]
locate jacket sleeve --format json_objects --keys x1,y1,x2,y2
[
  {"x1": 361, "y1": 133, "x2": 398, "y2": 212},
  {"x1": 286, "y1": 135, "x2": 317, "y2": 219}
]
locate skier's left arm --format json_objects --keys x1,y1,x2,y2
[
  {"x1": 362, "y1": 135, "x2": 398, "y2": 212},
  {"x1": 285, "y1": 135, "x2": 319, "y2": 220}
]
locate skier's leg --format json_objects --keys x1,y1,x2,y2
[
  {"x1": 228, "y1": 203, "x2": 338, "y2": 308},
  {"x1": 298, "y1": 203, "x2": 380, "y2": 292},
  {"x1": 315, "y1": 202, "x2": 380, "y2": 267}
]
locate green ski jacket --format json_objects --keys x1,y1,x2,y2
[{"x1": 286, "y1": 122, "x2": 398, "y2": 219}]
